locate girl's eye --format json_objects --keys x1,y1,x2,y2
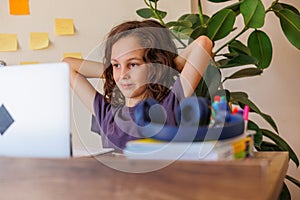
[
  {"x1": 112, "y1": 63, "x2": 120, "y2": 68},
  {"x1": 129, "y1": 63, "x2": 139, "y2": 68}
]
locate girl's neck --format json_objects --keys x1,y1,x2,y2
[{"x1": 125, "y1": 91, "x2": 148, "y2": 107}]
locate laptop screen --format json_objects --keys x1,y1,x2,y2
[{"x1": 0, "y1": 62, "x2": 71, "y2": 158}]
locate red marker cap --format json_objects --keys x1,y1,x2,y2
[{"x1": 214, "y1": 95, "x2": 220, "y2": 102}]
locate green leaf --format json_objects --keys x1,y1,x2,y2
[
  {"x1": 240, "y1": 0, "x2": 265, "y2": 28},
  {"x1": 286, "y1": 175, "x2": 300, "y2": 187},
  {"x1": 247, "y1": 120, "x2": 263, "y2": 147},
  {"x1": 137, "y1": 8, "x2": 167, "y2": 20},
  {"x1": 195, "y1": 63, "x2": 221, "y2": 99},
  {"x1": 279, "y1": 183, "x2": 291, "y2": 200},
  {"x1": 176, "y1": 28, "x2": 194, "y2": 36},
  {"x1": 201, "y1": 15, "x2": 210, "y2": 26},
  {"x1": 172, "y1": 14, "x2": 205, "y2": 39},
  {"x1": 224, "y1": 1, "x2": 242, "y2": 15},
  {"x1": 208, "y1": 0, "x2": 231, "y2": 2},
  {"x1": 229, "y1": 40, "x2": 251, "y2": 55},
  {"x1": 136, "y1": 8, "x2": 155, "y2": 19},
  {"x1": 231, "y1": 95, "x2": 261, "y2": 113},
  {"x1": 154, "y1": 9, "x2": 167, "y2": 20},
  {"x1": 207, "y1": 9, "x2": 236, "y2": 41},
  {"x1": 248, "y1": 30, "x2": 272, "y2": 69},
  {"x1": 219, "y1": 54, "x2": 259, "y2": 68},
  {"x1": 177, "y1": 14, "x2": 204, "y2": 29},
  {"x1": 222, "y1": 52, "x2": 239, "y2": 59},
  {"x1": 223, "y1": 67, "x2": 263, "y2": 82},
  {"x1": 230, "y1": 95, "x2": 278, "y2": 132},
  {"x1": 189, "y1": 27, "x2": 208, "y2": 43},
  {"x1": 262, "y1": 129, "x2": 299, "y2": 167},
  {"x1": 276, "y1": 9, "x2": 300, "y2": 50},
  {"x1": 177, "y1": 14, "x2": 197, "y2": 25},
  {"x1": 272, "y1": 3, "x2": 300, "y2": 16},
  {"x1": 230, "y1": 91, "x2": 248, "y2": 99},
  {"x1": 216, "y1": 58, "x2": 229, "y2": 66},
  {"x1": 282, "y1": 4, "x2": 300, "y2": 15},
  {"x1": 165, "y1": 21, "x2": 192, "y2": 29},
  {"x1": 259, "y1": 141, "x2": 282, "y2": 151},
  {"x1": 260, "y1": 112, "x2": 278, "y2": 133},
  {"x1": 165, "y1": 21, "x2": 177, "y2": 28}
]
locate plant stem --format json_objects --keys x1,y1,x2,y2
[
  {"x1": 147, "y1": 0, "x2": 187, "y2": 48},
  {"x1": 143, "y1": 0, "x2": 150, "y2": 7},
  {"x1": 148, "y1": 0, "x2": 164, "y2": 25},
  {"x1": 214, "y1": 27, "x2": 249, "y2": 55},
  {"x1": 172, "y1": 35, "x2": 187, "y2": 48},
  {"x1": 266, "y1": 0, "x2": 278, "y2": 13},
  {"x1": 197, "y1": 0, "x2": 205, "y2": 26}
]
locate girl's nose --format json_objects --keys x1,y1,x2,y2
[{"x1": 120, "y1": 66, "x2": 130, "y2": 79}]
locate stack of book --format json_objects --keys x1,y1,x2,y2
[{"x1": 123, "y1": 133, "x2": 253, "y2": 161}]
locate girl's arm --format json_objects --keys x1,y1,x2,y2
[
  {"x1": 63, "y1": 57, "x2": 105, "y2": 115},
  {"x1": 174, "y1": 36, "x2": 213, "y2": 97}
]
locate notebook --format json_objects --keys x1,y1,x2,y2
[{"x1": 0, "y1": 62, "x2": 71, "y2": 158}]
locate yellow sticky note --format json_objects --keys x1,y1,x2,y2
[
  {"x1": 9, "y1": 0, "x2": 30, "y2": 15},
  {"x1": 0, "y1": 34, "x2": 18, "y2": 52},
  {"x1": 55, "y1": 18, "x2": 74, "y2": 35},
  {"x1": 63, "y1": 52, "x2": 82, "y2": 59},
  {"x1": 30, "y1": 32, "x2": 49, "y2": 50},
  {"x1": 20, "y1": 61, "x2": 39, "y2": 65}
]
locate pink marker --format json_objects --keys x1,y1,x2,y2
[
  {"x1": 243, "y1": 105, "x2": 250, "y2": 121},
  {"x1": 243, "y1": 105, "x2": 250, "y2": 132},
  {"x1": 243, "y1": 105, "x2": 254, "y2": 157}
]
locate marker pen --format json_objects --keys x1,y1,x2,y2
[
  {"x1": 243, "y1": 105, "x2": 250, "y2": 133},
  {"x1": 243, "y1": 105, "x2": 254, "y2": 157}
]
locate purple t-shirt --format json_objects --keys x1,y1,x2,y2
[{"x1": 91, "y1": 78, "x2": 185, "y2": 150}]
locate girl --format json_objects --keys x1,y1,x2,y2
[{"x1": 64, "y1": 20, "x2": 213, "y2": 149}]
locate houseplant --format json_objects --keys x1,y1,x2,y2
[{"x1": 136, "y1": 0, "x2": 300, "y2": 199}]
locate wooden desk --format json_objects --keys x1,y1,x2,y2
[{"x1": 0, "y1": 152, "x2": 288, "y2": 200}]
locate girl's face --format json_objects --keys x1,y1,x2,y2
[{"x1": 111, "y1": 36, "x2": 148, "y2": 107}]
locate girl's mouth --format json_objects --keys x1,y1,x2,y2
[{"x1": 121, "y1": 83, "x2": 134, "y2": 89}]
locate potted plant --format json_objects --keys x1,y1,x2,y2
[{"x1": 136, "y1": 0, "x2": 300, "y2": 199}]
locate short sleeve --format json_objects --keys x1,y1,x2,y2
[
  {"x1": 171, "y1": 77, "x2": 185, "y2": 102},
  {"x1": 90, "y1": 92, "x2": 138, "y2": 149},
  {"x1": 159, "y1": 77, "x2": 186, "y2": 126},
  {"x1": 90, "y1": 92, "x2": 109, "y2": 134}
]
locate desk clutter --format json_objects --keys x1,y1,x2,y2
[{"x1": 124, "y1": 95, "x2": 254, "y2": 161}]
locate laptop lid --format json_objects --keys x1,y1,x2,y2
[{"x1": 0, "y1": 62, "x2": 71, "y2": 158}]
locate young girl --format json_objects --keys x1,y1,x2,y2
[{"x1": 64, "y1": 19, "x2": 213, "y2": 149}]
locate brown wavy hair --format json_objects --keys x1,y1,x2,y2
[{"x1": 103, "y1": 20, "x2": 179, "y2": 106}]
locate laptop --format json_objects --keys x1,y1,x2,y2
[{"x1": 0, "y1": 62, "x2": 71, "y2": 158}]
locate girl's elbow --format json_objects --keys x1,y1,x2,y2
[
  {"x1": 195, "y1": 36, "x2": 213, "y2": 52},
  {"x1": 62, "y1": 57, "x2": 73, "y2": 65},
  {"x1": 62, "y1": 57, "x2": 78, "y2": 88}
]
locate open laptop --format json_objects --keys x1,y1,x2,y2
[{"x1": 0, "y1": 62, "x2": 71, "y2": 158}]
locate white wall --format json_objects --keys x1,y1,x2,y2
[
  {"x1": 192, "y1": 0, "x2": 300, "y2": 198},
  {"x1": 0, "y1": 0, "x2": 191, "y2": 64}
]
